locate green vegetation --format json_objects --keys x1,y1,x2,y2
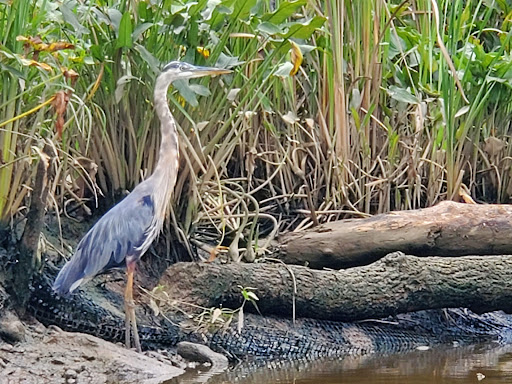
[{"x1": 2, "y1": 1, "x2": 512, "y2": 260}]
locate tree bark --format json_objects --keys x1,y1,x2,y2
[
  {"x1": 12, "y1": 144, "x2": 55, "y2": 308},
  {"x1": 160, "y1": 252, "x2": 512, "y2": 322},
  {"x1": 275, "y1": 201, "x2": 512, "y2": 269}
]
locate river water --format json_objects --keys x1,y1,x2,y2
[{"x1": 167, "y1": 342, "x2": 512, "y2": 383}]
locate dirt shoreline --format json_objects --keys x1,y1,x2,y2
[{"x1": 0, "y1": 311, "x2": 185, "y2": 384}]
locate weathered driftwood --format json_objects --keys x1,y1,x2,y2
[
  {"x1": 276, "y1": 201, "x2": 512, "y2": 269},
  {"x1": 160, "y1": 252, "x2": 512, "y2": 322}
]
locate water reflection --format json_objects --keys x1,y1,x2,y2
[{"x1": 168, "y1": 343, "x2": 512, "y2": 383}]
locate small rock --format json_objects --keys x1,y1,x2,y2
[
  {"x1": 177, "y1": 342, "x2": 228, "y2": 369},
  {"x1": 65, "y1": 368, "x2": 77, "y2": 378},
  {"x1": 30, "y1": 322, "x2": 47, "y2": 334},
  {"x1": 0, "y1": 311, "x2": 26, "y2": 343},
  {"x1": 81, "y1": 353, "x2": 96, "y2": 361},
  {"x1": 67, "y1": 379, "x2": 76, "y2": 384},
  {"x1": 0, "y1": 344, "x2": 13, "y2": 352}
]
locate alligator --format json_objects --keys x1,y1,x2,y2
[{"x1": 24, "y1": 271, "x2": 512, "y2": 361}]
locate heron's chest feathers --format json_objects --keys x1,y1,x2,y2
[{"x1": 132, "y1": 174, "x2": 174, "y2": 244}]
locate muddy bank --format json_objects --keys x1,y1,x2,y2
[{"x1": 0, "y1": 311, "x2": 184, "y2": 384}]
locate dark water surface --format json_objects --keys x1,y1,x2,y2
[{"x1": 167, "y1": 343, "x2": 512, "y2": 383}]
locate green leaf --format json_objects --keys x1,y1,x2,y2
[
  {"x1": 60, "y1": 3, "x2": 89, "y2": 35},
  {"x1": 209, "y1": 0, "x2": 256, "y2": 26},
  {"x1": 170, "y1": 4, "x2": 186, "y2": 15},
  {"x1": 273, "y1": 62, "x2": 294, "y2": 77},
  {"x1": 134, "y1": 44, "x2": 159, "y2": 75},
  {"x1": 0, "y1": 63, "x2": 24, "y2": 78},
  {"x1": 296, "y1": 43, "x2": 316, "y2": 55},
  {"x1": 107, "y1": 9, "x2": 122, "y2": 31},
  {"x1": 189, "y1": 84, "x2": 211, "y2": 97},
  {"x1": 262, "y1": 0, "x2": 307, "y2": 24},
  {"x1": 231, "y1": 0, "x2": 257, "y2": 21},
  {"x1": 83, "y1": 56, "x2": 95, "y2": 65},
  {"x1": 280, "y1": 16, "x2": 326, "y2": 39},
  {"x1": 257, "y1": 22, "x2": 283, "y2": 35},
  {"x1": 387, "y1": 85, "x2": 419, "y2": 104},
  {"x1": 174, "y1": 80, "x2": 199, "y2": 107},
  {"x1": 132, "y1": 22, "x2": 153, "y2": 41},
  {"x1": 90, "y1": 44, "x2": 103, "y2": 61},
  {"x1": 215, "y1": 53, "x2": 244, "y2": 68},
  {"x1": 116, "y1": 11, "x2": 133, "y2": 49}
]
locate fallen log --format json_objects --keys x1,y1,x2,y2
[
  {"x1": 276, "y1": 201, "x2": 512, "y2": 269},
  {"x1": 160, "y1": 252, "x2": 512, "y2": 322}
]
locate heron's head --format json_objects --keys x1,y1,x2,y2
[{"x1": 157, "y1": 61, "x2": 231, "y2": 87}]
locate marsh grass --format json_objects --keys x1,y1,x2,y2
[{"x1": 2, "y1": 1, "x2": 512, "y2": 261}]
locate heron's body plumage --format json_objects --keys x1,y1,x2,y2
[{"x1": 52, "y1": 183, "x2": 158, "y2": 295}]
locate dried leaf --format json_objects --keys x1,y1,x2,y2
[
  {"x1": 229, "y1": 32, "x2": 256, "y2": 38},
  {"x1": 459, "y1": 184, "x2": 476, "y2": 204},
  {"x1": 484, "y1": 137, "x2": 505, "y2": 157},
  {"x1": 17, "y1": 35, "x2": 74, "y2": 52},
  {"x1": 289, "y1": 41, "x2": 303, "y2": 76},
  {"x1": 246, "y1": 291, "x2": 259, "y2": 301},
  {"x1": 52, "y1": 90, "x2": 71, "y2": 138},
  {"x1": 237, "y1": 307, "x2": 244, "y2": 332},
  {"x1": 282, "y1": 111, "x2": 298, "y2": 125},
  {"x1": 17, "y1": 35, "x2": 44, "y2": 50},
  {"x1": 454, "y1": 105, "x2": 470, "y2": 118},
  {"x1": 196, "y1": 121, "x2": 209, "y2": 131},
  {"x1": 46, "y1": 41, "x2": 74, "y2": 52},
  {"x1": 63, "y1": 68, "x2": 79, "y2": 81},
  {"x1": 227, "y1": 88, "x2": 241, "y2": 101},
  {"x1": 149, "y1": 298, "x2": 160, "y2": 316},
  {"x1": 20, "y1": 58, "x2": 52, "y2": 71},
  {"x1": 211, "y1": 308, "x2": 222, "y2": 324}
]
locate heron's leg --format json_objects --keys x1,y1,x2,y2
[
  {"x1": 124, "y1": 266, "x2": 132, "y2": 349},
  {"x1": 124, "y1": 261, "x2": 142, "y2": 352}
]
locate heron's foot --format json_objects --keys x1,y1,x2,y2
[
  {"x1": 132, "y1": 324, "x2": 142, "y2": 353},
  {"x1": 124, "y1": 301, "x2": 141, "y2": 352},
  {"x1": 125, "y1": 308, "x2": 131, "y2": 349}
]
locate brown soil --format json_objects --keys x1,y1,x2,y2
[{"x1": 0, "y1": 311, "x2": 184, "y2": 384}]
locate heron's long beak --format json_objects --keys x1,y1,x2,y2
[{"x1": 189, "y1": 66, "x2": 232, "y2": 78}]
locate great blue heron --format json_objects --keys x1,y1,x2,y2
[{"x1": 53, "y1": 61, "x2": 231, "y2": 352}]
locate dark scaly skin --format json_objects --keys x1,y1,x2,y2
[
  {"x1": 28, "y1": 273, "x2": 181, "y2": 348},
  {"x1": 26, "y1": 273, "x2": 512, "y2": 361}
]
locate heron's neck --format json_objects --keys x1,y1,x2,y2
[{"x1": 152, "y1": 83, "x2": 179, "y2": 191}]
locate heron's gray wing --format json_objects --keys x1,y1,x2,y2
[
  {"x1": 53, "y1": 192, "x2": 155, "y2": 295},
  {"x1": 83, "y1": 194, "x2": 155, "y2": 273}
]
